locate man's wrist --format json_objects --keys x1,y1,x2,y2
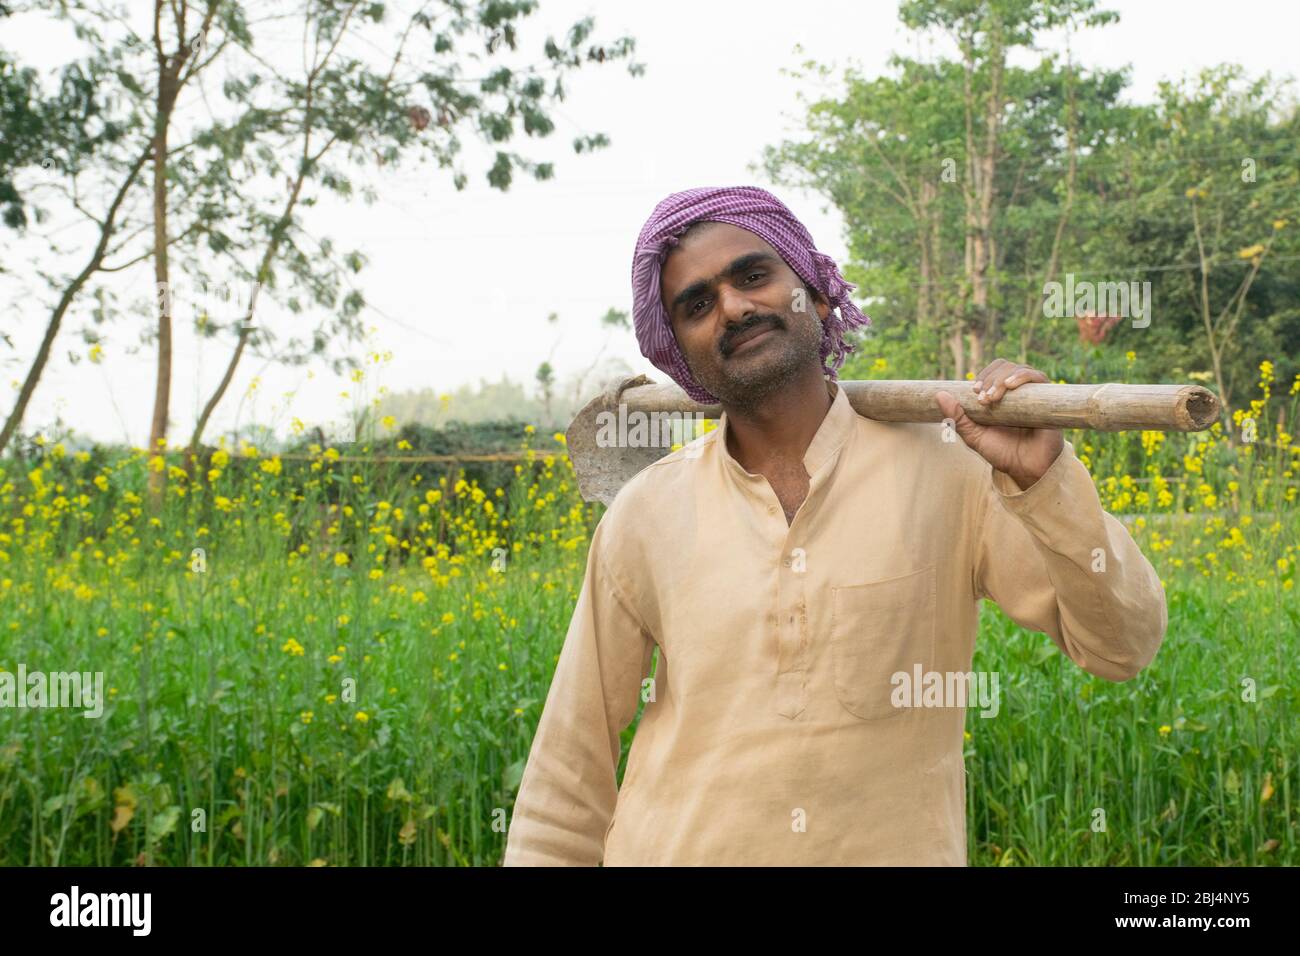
[{"x1": 1007, "y1": 468, "x2": 1042, "y2": 492}]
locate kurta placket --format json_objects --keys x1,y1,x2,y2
[{"x1": 716, "y1": 384, "x2": 854, "y2": 721}]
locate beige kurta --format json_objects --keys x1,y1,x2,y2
[{"x1": 503, "y1": 382, "x2": 1167, "y2": 866}]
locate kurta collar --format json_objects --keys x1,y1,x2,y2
[{"x1": 716, "y1": 379, "x2": 855, "y2": 482}]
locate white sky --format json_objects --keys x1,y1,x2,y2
[{"x1": 4, "y1": 0, "x2": 1297, "y2": 446}]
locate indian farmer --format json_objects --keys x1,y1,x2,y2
[{"x1": 503, "y1": 185, "x2": 1167, "y2": 866}]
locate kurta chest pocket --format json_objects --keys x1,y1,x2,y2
[{"x1": 830, "y1": 565, "x2": 937, "y2": 720}]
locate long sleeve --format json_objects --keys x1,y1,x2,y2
[
  {"x1": 973, "y1": 439, "x2": 1167, "y2": 682},
  {"x1": 502, "y1": 513, "x2": 656, "y2": 866}
]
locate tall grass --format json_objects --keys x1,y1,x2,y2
[{"x1": 0, "y1": 368, "x2": 1296, "y2": 865}]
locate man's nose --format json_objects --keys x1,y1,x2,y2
[{"x1": 716, "y1": 283, "x2": 759, "y2": 326}]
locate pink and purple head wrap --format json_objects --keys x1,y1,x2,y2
[{"x1": 631, "y1": 185, "x2": 871, "y2": 403}]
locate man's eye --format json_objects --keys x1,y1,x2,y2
[
  {"x1": 689, "y1": 298, "x2": 709, "y2": 315},
  {"x1": 744, "y1": 271, "x2": 765, "y2": 283}
]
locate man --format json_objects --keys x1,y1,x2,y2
[{"x1": 503, "y1": 185, "x2": 1167, "y2": 866}]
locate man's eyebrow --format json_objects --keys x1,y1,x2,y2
[{"x1": 669, "y1": 252, "x2": 780, "y2": 315}]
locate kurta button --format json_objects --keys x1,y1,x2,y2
[
  {"x1": 782, "y1": 558, "x2": 791, "y2": 567},
  {"x1": 768, "y1": 506, "x2": 776, "y2": 514}
]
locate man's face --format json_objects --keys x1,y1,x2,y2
[{"x1": 660, "y1": 222, "x2": 829, "y2": 407}]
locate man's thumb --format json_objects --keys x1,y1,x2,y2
[{"x1": 935, "y1": 390, "x2": 982, "y2": 448}]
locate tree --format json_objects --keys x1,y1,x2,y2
[
  {"x1": 0, "y1": 0, "x2": 642, "y2": 462},
  {"x1": 147, "y1": 0, "x2": 223, "y2": 497},
  {"x1": 0, "y1": 9, "x2": 152, "y2": 455},
  {"x1": 764, "y1": 0, "x2": 1126, "y2": 378},
  {"x1": 1072, "y1": 66, "x2": 1300, "y2": 426},
  {"x1": 535, "y1": 360, "x2": 554, "y2": 421}
]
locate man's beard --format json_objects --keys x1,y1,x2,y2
[{"x1": 687, "y1": 309, "x2": 824, "y2": 409}]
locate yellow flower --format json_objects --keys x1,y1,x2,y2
[
  {"x1": 1158, "y1": 725, "x2": 1172, "y2": 736},
  {"x1": 300, "y1": 711, "x2": 314, "y2": 724},
  {"x1": 354, "y1": 711, "x2": 369, "y2": 723},
  {"x1": 441, "y1": 612, "x2": 455, "y2": 624},
  {"x1": 88, "y1": 344, "x2": 104, "y2": 364},
  {"x1": 1237, "y1": 243, "x2": 1265, "y2": 260},
  {"x1": 148, "y1": 455, "x2": 165, "y2": 473},
  {"x1": 93, "y1": 474, "x2": 109, "y2": 492},
  {"x1": 333, "y1": 552, "x2": 350, "y2": 567},
  {"x1": 1125, "y1": 350, "x2": 1135, "y2": 364},
  {"x1": 211, "y1": 449, "x2": 230, "y2": 469},
  {"x1": 260, "y1": 457, "x2": 282, "y2": 476},
  {"x1": 281, "y1": 638, "x2": 305, "y2": 656},
  {"x1": 381, "y1": 415, "x2": 397, "y2": 430},
  {"x1": 524, "y1": 425, "x2": 535, "y2": 434}
]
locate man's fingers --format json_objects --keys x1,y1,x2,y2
[
  {"x1": 974, "y1": 360, "x2": 1012, "y2": 403},
  {"x1": 977, "y1": 361, "x2": 1045, "y2": 403},
  {"x1": 992, "y1": 362, "x2": 1023, "y2": 402}
]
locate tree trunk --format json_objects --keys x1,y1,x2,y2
[
  {"x1": 948, "y1": 326, "x2": 966, "y2": 381},
  {"x1": 0, "y1": 148, "x2": 150, "y2": 456},
  {"x1": 968, "y1": 326, "x2": 984, "y2": 372},
  {"x1": 959, "y1": 22, "x2": 1004, "y2": 378},
  {"x1": 147, "y1": 62, "x2": 180, "y2": 500}
]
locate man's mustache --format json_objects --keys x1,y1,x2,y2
[{"x1": 720, "y1": 314, "x2": 784, "y2": 357}]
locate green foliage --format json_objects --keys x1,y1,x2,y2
[
  {"x1": 1, "y1": 395, "x2": 1296, "y2": 864},
  {"x1": 766, "y1": 3, "x2": 1299, "y2": 415}
]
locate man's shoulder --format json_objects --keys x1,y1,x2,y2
[
  {"x1": 853, "y1": 414, "x2": 986, "y2": 463},
  {"x1": 849, "y1": 414, "x2": 992, "y2": 495}
]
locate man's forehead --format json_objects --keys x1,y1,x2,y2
[{"x1": 661, "y1": 222, "x2": 788, "y2": 288}]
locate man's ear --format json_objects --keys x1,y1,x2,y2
[{"x1": 808, "y1": 285, "x2": 830, "y2": 322}]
